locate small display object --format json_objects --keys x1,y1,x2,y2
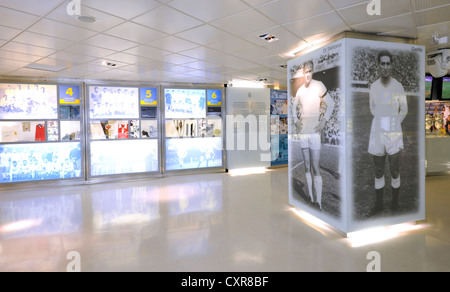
[
  {"x1": 288, "y1": 36, "x2": 426, "y2": 234},
  {"x1": 61, "y1": 121, "x2": 81, "y2": 141},
  {"x1": 207, "y1": 107, "x2": 222, "y2": 117},
  {"x1": 47, "y1": 121, "x2": 59, "y2": 141},
  {"x1": 0, "y1": 121, "x2": 46, "y2": 143},
  {"x1": 442, "y1": 77, "x2": 450, "y2": 100},
  {"x1": 141, "y1": 107, "x2": 157, "y2": 119},
  {"x1": 165, "y1": 137, "x2": 222, "y2": 171},
  {"x1": 0, "y1": 142, "x2": 82, "y2": 183},
  {"x1": 165, "y1": 119, "x2": 206, "y2": 138},
  {"x1": 425, "y1": 76, "x2": 433, "y2": 100},
  {"x1": 90, "y1": 140, "x2": 159, "y2": 176},
  {"x1": 89, "y1": 86, "x2": 139, "y2": 119},
  {"x1": 0, "y1": 84, "x2": 58, "y2": 120},
  {"x1": 90, "y1": 120, "x2": 130, "y2": 140},
  {"x1": 164, "y1": 89, "x2": 206, "y2": 119},
  {"x1": 141, "y1": 120, "x2": 158, "y2": 138},
  {"x1": 60, "y1": 106, "x2": 80, "y2": 120},
  {"x1": 130, "y1": 120, "x2": 140, "y2": 139}
]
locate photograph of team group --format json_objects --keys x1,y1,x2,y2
[
  {"x1": 89, "y1": 86, "x2": 140, "y2": 119},
  {"x1": 0, "y1": 84, "x2": 58, "y2": 120}
]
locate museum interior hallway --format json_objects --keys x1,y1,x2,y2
[{"x1": 0, "y1": 168, "x2": 449, "y2": 272}]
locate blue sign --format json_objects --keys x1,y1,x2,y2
[
  {"x1": 140, "y1": 88, "x2": 158, "y2": 105},
  {"x1": 59, "y1": 85, "x2": 80, "y2": 104},
  {"x1": 207, "y1": 90, "x2": 221, "y2": 106}
]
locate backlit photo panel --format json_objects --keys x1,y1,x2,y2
[
  {"x1": 347, "y1": 39, "x2": 425, "y2": 230},
  {"x1": 288, "y1": 40, "x2": 346, "y2": 231}
]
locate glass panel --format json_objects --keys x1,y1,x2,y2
[
  {"x1": 0, "y1": 121, "x2": 46, "y2": 143},
  {"x1": 89, "y1": 86, "x2": 139, "y2": 119},
  {"x1": 0, "y1": 84, "x2": 57, "y2": 120},
  {"x1": 165, "y1": 119, "x2": 207, "y2": 138},
  {"x1": 0, "y1": 142, "x2": 82, "y2": 183},
  {"x1": 165, "y1": 137, "x2": 222, "y2": 171},
  {"x1": 206, "y1": 117, "x2": 222, "y2": 137},
  {"x1": 90, "y1": 140, "x2": 159, "y2": 176},
  {"x1": 164, "y1": 89, "x2": 206, "y2": 119}
]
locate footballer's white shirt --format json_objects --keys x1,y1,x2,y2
[{"x1": 294, "y1": 80, "x2": 327, "y2": 134}]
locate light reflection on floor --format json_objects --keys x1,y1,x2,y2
[{"x1": 0, "y1": 169, "x2": 449, "y2": 272}]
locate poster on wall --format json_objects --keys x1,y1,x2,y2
[
  {"x1": 89, "y1": 86, "x2": 139, "y2": 119},
  {"x1": 348, "y1": 40, "x2": 425, "y2": 229},
  {"x1": 207, "y1": 89, "x2": 222, "y2": 106},
  {"x1": 164, "y1": 89, "x2": 206, "y2": 119},
  {"x1": 165, "y1": 137, "x2": 222, "y2": 171},
  {"x1": 140, "y1": 88, "x2": 158, "y2": 106},
  {"x1": 0, "y1": 84, "x2": 58, "y2": 120},
  {"x1": 288, "y1": 40, "x2": 345, "y2": 227},
  {"x1": 0, "y1": 142, "x2": 82, "y2": 183},
  {"x1": 59, "y1": 85, "x2": 81, "y2": 105}
]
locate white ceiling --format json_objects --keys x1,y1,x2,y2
[{"x1": 0, "y1": 0, "x2": 449, "y2": 87}]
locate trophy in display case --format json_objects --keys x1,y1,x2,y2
[
  {"x1": 435, "y1": 113, "x2": 445, "y2": 135},
  {"x1": 426, "y1": 113, "x2": 434, "y2": 135}
]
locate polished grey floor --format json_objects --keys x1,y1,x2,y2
[{"x1": 0, "y1": 168, "x2": 449, "y2": 272}]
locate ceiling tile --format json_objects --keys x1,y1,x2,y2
[
  {"x1": 0, "y1": 50, "x2": 42, "y2": 63},
  {"x1": 256, "y1": 0, "x2": 334, "y2": 24},
  {"x1": 63, "y1": 44, "x2": 117, "y2": 58},
  {"x1": 417, "y1": 21, "x2": 450, "y2": 39},
  {"x1": 414, "y1": 0, "x2": 450, "y2": 11},
  {"x1": 284, "y1": 12, "x2": 349, "y2": 39},
  {"x1": 6, "y1": 68, "x2": 53, "y2": 78},
  {"x1": 207, "y1": 37, "x2": 258, "y2": 54},
  {"x1": 45, "y1": 4, "x2": 126, "y2": 32},
  {"x1": 0, "y1": 58, "x2": 30, "y2": 68},
  {"x1": 1, "y1": 42, "x2": 56, "y2": 57},
  {"x1": 124, "y1": 45, "x2": 172, "y2": 59},
  {"x1": 104, "y1": 22, "x2": 168, "y2": 44},
  {"x1": 132, "y1": 6, "x2": 204, "y2": 35},
  {"x1": 147, "y1": 36, "x2": 199, "y2": 53},
  {"x1": 82, "y1": 34, "x2": 139, "y2": 51},
  {"x1": 352, "y1": 13, "x2": 415, "y2": 34},
  {"x1": 0, "y1": 0, "x2": 65, "y2": 16},
  {"x1": 0, "y1": 6, "x2": 40, "y2": 29},
  {"x1": 328, "y1": 0, "x2": 369, "y2": 9},
  {"x1": 240, "y1": 0, "x2": 273, "y2": 8},
  {"x1": 29, "y1": 19, "x2": 97, "y2": 42},
  {"x1": 210, "y1": 9, "x2": 277, "y2": 35},
  {"x1": 179, "y1": 46, "x2": 223, "y2": 60},
  {"x1": 339, "y1": 0, "x2": 412, "y2": 26},
  {"x1": 47, "y1": 51, "x2": 97, "y2": 64},
  {"x1": 416, "y1": 5, "x2": 450, "y2": 27},
  {"x1": 206, "y1": 54, "x2": 260, "y2": 71},
  {"x1": 0, "y1": 64, "x2": 18, "y2": 75},
  {"x1": 0, "y1": 25, "x2": 22, "y2": 40},
  {"x1": 175, "y1": 24, "x2": 234, "y2": 45},
  {"x1": 83, "y1": 0, "x2": 162, "y2": 20},
  {"x1": 379, "y1": 28, "x2": 417, "y2": 39},
  {"x1": 106, "y1": 52, "x2": 151, "y2": 65},
  {"x1": 34, "y1": 57, "x2": 82, "y2": 69},
  {"x1": 161, "y1": 54, "x2": 198, "y2": 65},
  {"x1": 167, "y1": 0, "x2": 250, "y2": 23},
  {"x1": 13, "y1": 32, "x2": 74, "y2": 51}
]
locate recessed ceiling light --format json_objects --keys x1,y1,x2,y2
[
  {"x1": 259, "y1": 33, "x2": 279, "y2": 43},
  {"x1": 100, "y1": 60, "x2": 117, "y2": 67},
  {"x1": 76, "y1": 15, "x2": 97, "y2": 23}
]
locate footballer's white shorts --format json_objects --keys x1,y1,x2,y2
[
  {"x1": 368, "y1": 131, "x2": 404, "y2": 156},
  {"x1": 293, "y1": 133, "x2": 322, "y2": 151}
]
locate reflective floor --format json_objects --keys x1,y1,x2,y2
[{"x1": 0, "y1": 168, "x2": 449, "y2": 272}]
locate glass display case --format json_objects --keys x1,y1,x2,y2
[
  {"x1": 163, "y1": 88, "x2": 224, "y2": 171},
  {"x1": 0, "y1": 82, "x2": 83, "y2": 184},
  {"x1": 87, "y1": 85, "x2": 160, "y2": 178}
]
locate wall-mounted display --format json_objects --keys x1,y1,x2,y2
[
  {"x1": 0, "y1": 84, "x2": 58, "y2": 120},
  {"x1": 59, "y1": 85, "x2": 81, "y2": 105},
  {"x1": 164, "y1": 89, "x2": 206, "y2": 119},
  {"x1": 442, "y1": 77, "x2": 450, "y2": 100},
  {"x1": 90, "y1": 140, "x2": 158, "y2": 176},
  {"x1": 270, "y1": 89, "x2": 289, "y2": 166},
  {"x1": 425, "y1": 76, "x2": 433, "y2": 100},
  {"x1": 0, "y1": 121, "x2": 46, "y2": 143},
  {"x1": 0, "y1": 142, "x2": 82, "y2": 183},
  {"x1": 165, "y1": 137, "x2": 222, "y2": 171},
  {"x1": 89, "y1": 86, "x2": 139, "y2": 119},
  {"x1": 141, "y1": 120, "x2": 158, "y2": 138}
]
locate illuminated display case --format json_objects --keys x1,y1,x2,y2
[
  {"x1": 87, "y1": 85, "x2": 160, "y2": 177},
  {"x1": 0, "y1": 82, "x2": 84, "y2": 184},
  {"x1": 163, "y1": 88, "x2": 224, "y2": 171}
]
